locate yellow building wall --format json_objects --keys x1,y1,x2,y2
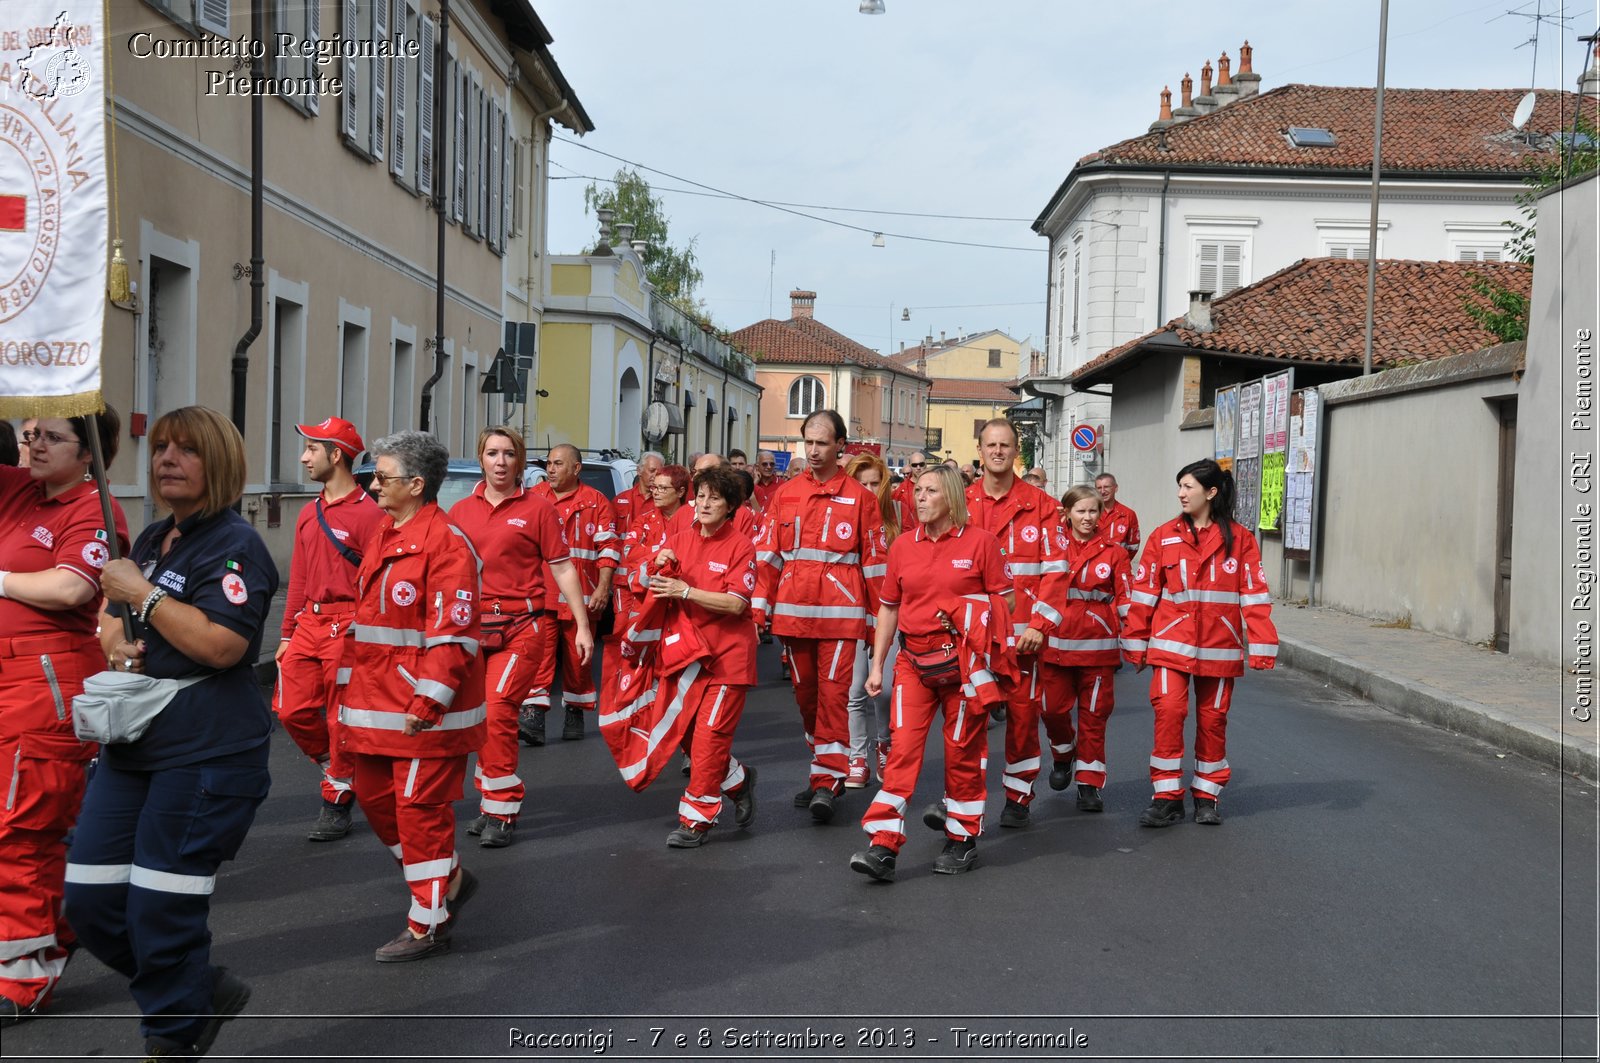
[
  {"x1": 615, "y1": 261, "x2": 645, "y2": 311},
  {"x1": 922, "y1": 333, "x2": 1024, "y2": 380},
  {"x1": 537, "y1": 323, "x2": 594, "y2": 445},
  {"x1": 929, "y1": 400, "x2": 1018, "y2": 466},
  {"x1": 551, "y1": 264, "x2": 592, "y2": 297}
]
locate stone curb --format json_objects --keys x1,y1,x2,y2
[{"x1": 1278, "y1": 636, "x2": 1598, "y2": 785}]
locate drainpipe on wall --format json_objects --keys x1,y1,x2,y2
[
  {"x1": 418, "y1": 0, "x2": 451, "y2": 434},
  {"x1": 1155, "y1": 170, "x2": 1171, "y2": 329},
  {"x1": 521, "y1": 96, "x2": 568, "y2": 443},
  {"x1": 230, "y1": 0, "x2": 265, "y2": 489}
]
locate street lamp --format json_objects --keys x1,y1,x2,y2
[{"x1": 859, "y1": 0, "x2": 886, "y2": 12}]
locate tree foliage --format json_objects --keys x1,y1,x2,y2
[{"x1": 584, "y1": 168, "x2": 704, "y2": 307}]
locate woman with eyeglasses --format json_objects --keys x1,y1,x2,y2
[
  {"x1": 620, "y1": 465, "x2": 689, "y2": 620},
  {"x1": 66, "y1": 406, "x2": 274, "y2": 1058},
  {"x1": 0, "y1": 409, "x2": 129, "y2": 1031}
]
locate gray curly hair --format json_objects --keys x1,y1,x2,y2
[{"x1": 370, "y1": 430, "x2": 449, "y2": 503}]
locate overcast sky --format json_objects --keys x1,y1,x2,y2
[{"x1": 539, "y1": 1, "x2": 1597, "y2": 356}]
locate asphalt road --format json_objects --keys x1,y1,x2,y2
[{"x1": 10, "y1": 643, "x2": 1597, "y2": 1062}]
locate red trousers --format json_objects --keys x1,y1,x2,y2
[
  {"x1": 784, "y1": 638, "x2": 854, "y2": 794},
  {"x1": 1001, "y1": 654, "x2": 1049, "y2": 806},
  {"x1": 0, "y1": 636, "x2": 100, "y2": 1011},
  {"x1": 859, "y1": 658, "x2": 988, "y2": 853},
  {"x1": 677, "y1": 681, "x2": 750, "y2": 830},
  {"x1": 273, "y1": 610, "x2": 356, "y2": 805},
  {"x1": 353, "y1": 752, "x2": 466, "y2": 936},
  {"x1": 526, "y1": 617, "x2": 596, "y2": 711},
  {"x1": 475, "y1": 617, "x2": 543, "y2": 821},
  {"x1": 1038, "y1": 663, "x2": 1116, "y2": 787},
  {"x1": 1149, "y1": 667, "x2": 1234, "y2": 801}
]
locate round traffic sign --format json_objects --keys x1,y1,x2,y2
[{"x1": 1071, "y1": 425, "x2": 1098, "y2": 451}]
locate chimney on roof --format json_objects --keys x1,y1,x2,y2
[
  {"x1": 917, "y1": 352, "x2": 928, "y2": 376},
  {"x1": 1234, "y1": 40, "x2": 1261, "y2": 99},
  {"x1": 1172, "y1": 72, "x2": 1200, "y2": 123},
  {"x1": 1581, "y1": 39, "x2": 1600, "y2": 98},
  {"x1": 1195, "y1": 61, "x2": 1216, "y2": 114},
  {"x1": 1213, "y1": 51, "x2": 1242, "y2": 108},
  {"x1": 789, "y1": 289, "x2": 816, "y2": 319},
  {"x1": 1149, "y1": 85, "x2": 1175, "y2": 132},
  {"x1": 1184, "y1": 290, "x2": 1215, "y2": 333},
  {"x1": 940, "y1": 330, "x2": 947, "y2": 344}
]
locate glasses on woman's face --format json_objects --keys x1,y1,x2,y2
[
  {"x1": 370, "y1": 471, "x2": 418, "y2": 488},
  {"x1": 31, "y1": 430, "x2": 79, "y2": 448},
  {"x1": 651, "y1": 483, "x2": 677, "y2": 494}
]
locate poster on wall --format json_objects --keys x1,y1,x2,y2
[
  {"x1": 1234, "y1": 381, "x2": 1263, "y2": 536},
  {"x1": 1214, "y1": 385, "x2": 1238, "y2": 473},
  {"x1": 1284, "y1": 388, "x2": 1321, "y2": 560},
  {"x1": 1257, "y1": 370, "x2": 1293, "y2": 533}
]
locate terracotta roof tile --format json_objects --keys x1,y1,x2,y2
[
  {"x1": 1070, "y1": 258, "x2": 1532, "y2": 385},
  {"x1": 730, "y1": 317, "x2": 929, "y2": 381},
  {"x1": 1082, "y1": 85, "x2": 1582, "y2": 174},
  {"x1": 929, "y1": 378, "x2": 1022, "y2": 404}
]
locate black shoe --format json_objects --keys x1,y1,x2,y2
[
  {"x1": 479, "y1": 816, "x2": 514, "y2": 848},
  {"x1": 808, "y1": 786, "x2": 836, "y2": 823},
  {"x1": 1048, "y1": 760, "x2": 1073, "y2": 791},
  {"x1": 849, "y1": 844, "x2": 897, "y2": 882},
  {"x1": 192, "y1": 966, "x2": 252, "y2": 1055},
  {"x1": 465, "y1": 814, "x2": 487, "y2": 837},
  {"x1": 1076, "y1": 784, "x2": 1104, "y2": 813},
  {"x1": 922, "y1": 802, "x2": 947, "y2": 831},
  {"x1": 932, "y1": 839, "x2": 978, "y2": 874},
  {"x1": 732, "y1": 765, "x2": 757, "y2": 829},
  {"x1": 1139, "y1": 798, "x2": 1186, "y2": 828},
  {"x1": 307, "y1": 799, "x2": 353, "y2": 842},
  {"x1": 562, "y1": 707, "x2": 585, "y2": 741},
  {"x1": 140, "y1": 1036, "x2": 200, "y2": 1060},
  {"x1": 680, "y1": 752, "x2": 692, "y2": 777},
  {"x1": 1193, "y1": 797, "x2": 1222, "y2": 825},
  {"x1": 667, "y1": 826, "x2": 707, "y2": 848},
  {"x1": 518, "y1": 706, "x2": 547, "y2": 746},
  {"x1": 374, "y1": 927, "x2": 449, "y2": 963},
  {"x1": 991, "y1": 704, "x2": 1007, "y2": 722},
  {"x1": 793, "y1": 786, "x2": 815, "y2": 809},
  {"x1": 999, "y1": 800, "x2": 1030, "y2": 828},
  {"x1": 0, "y1": 996, "x2": 40, "y2": 1030}
]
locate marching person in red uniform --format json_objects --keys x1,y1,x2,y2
[
  {"x1": 665, "y1": 454, "x2": 757, "y2": 542},
  {"x1": 449, "y1": 429, "x2": 589, "y2": 847},
  {"x1": 612, "y1": 452, "x2": 663, "y2": 541},
  {"x1": 644, "y1": 465, "x2": 760, "y2": 848},
  {"x1": 0, "y1": 409, "x2": 128, "y2": 1030},
  {"x1": 1122, "y1": 458, "x2": 1278, "y2": 828},
  {"x1": 964, "y1": 418, "x2": 1064, "y2": 829},
  {"x1": 1096, "y1": 473, "x2": 1140, "y2": 559},
  {"x1": 1022, "y1": 485, "x2": 1133, "y2": 814},
  {"x1": 619, "y1": 464, "x2": 688, "y2": 623},
  {"x1": 752, "y1": 410, "x2": 885, "y2": 824},
  {"x1": 844, "y1": 452, "x2": 900, "y2": 788},
  {"x1": 891, "y1": 451, "x2": 927, "y2": 522},
  {"x1": 274, "y1": 417, "x2": 384, "y2": 842},
  {"x1": 525, "y1": 445, "x2": 611, "y2": 743},
  {"x1": 751, "y1": 451, "x2": 781, "y2": 510},
  {"x1": 851, "y1": 465, "x2": 1012, "y2": 881},
  {"x1": 342, "y1": 431, "x2": 484, "y2": 960}
]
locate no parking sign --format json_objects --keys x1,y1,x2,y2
[{"x1": 1071, "y1": 425, "x2": 1098, "y2": 451}]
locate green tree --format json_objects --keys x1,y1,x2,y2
[
  {"x1": 584, "y1": 168, "x2": 704, "y2": 306},
  {"x1": 1465, "y1": 113, "x2": 1598, "y2": 343}
]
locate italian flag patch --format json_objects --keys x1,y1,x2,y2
[{"x1": 225, "y1": 559, "x2": 243, "y2": 572}]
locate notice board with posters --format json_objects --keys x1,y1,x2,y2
[
  {"x1": 1284, "y1": 388, "x2": 1322, "y2": 561},
  {"x1": 1256, "y1": 370, "x2": 1293, "y2": 534},
  {"x1": 1233, "y1": 381, "x2": 1263, "y2": 537},
  {"x1": 1214, "y1": 385, "x2": 1239, "y2": 474}
]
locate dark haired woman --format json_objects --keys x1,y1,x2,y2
[{"x1": 1121, "y1": 459, "x2": 1277, "y2": 827}]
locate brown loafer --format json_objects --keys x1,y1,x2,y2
[{"x1": 374, "y1": 928, "x2": 449, "y2": 963}]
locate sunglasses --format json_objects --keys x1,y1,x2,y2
[{"x1": 370, "y1": 471, "x2": 419, "y2": 487}]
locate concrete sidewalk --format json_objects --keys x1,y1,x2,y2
[{"x1": 1274, "y1": 603, "x2": 1597, "y2": 784}]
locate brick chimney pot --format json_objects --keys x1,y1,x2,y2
[
  {"x1": 1239, "y1": 40, "x2": 1253, "y2": 74},
  {"x1": 789, "y1": 289, "x2": 817, "y2": 319},
  {"x1": 1181, "y1": 73, "x2": 1193, "y2": 108},
  {"x1": 1217, "y1": 51, "x2": 1231, "y2": 87},
  {"x1": 1159, "y1": 86, "x2": 1173, "y2": 121},
  {"x1": 1199, "y1": 60, "x2": 1212, "y2": 97}
]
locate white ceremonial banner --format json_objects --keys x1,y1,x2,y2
[{"x1": 0, "y1": 0, "x2": 106, "y2": 417}]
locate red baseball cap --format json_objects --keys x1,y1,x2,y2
[{"x1": 294, "y1": 416, "x2": 364, "y2": 458}]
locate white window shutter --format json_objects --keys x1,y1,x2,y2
[
  {"x1": 417, "y1": 15, "x2": 434, "y2": 197},
  {"x1": 1220, "y1": 243, "x2": 1242, "y2": 293},
  {"x1": 197, "y1": 0, "x2": 229, "y2": 36},
  {"x1": 305, "y1": 0, "x2": 321, "y2": 115},
  {"x1": 1197, "y1": 242, "x2": 1219, "y2": 293},
  {"x1": 1071, "y1": 250, "x2": 1081, "y2": 333},
  {"x1": 371, "y1": 0, "x2": 387, "y2": 161},
  {"x1": 465, "y1": 77, "x2": 479, "y2": 234},
  {"x1": 452, "y1": 64, "x2": 466, "y2": 222},
  {"x1": 512, "y1": 138, "x2": 526, "y2": 237},
  {"x1": 476, "y1": 87, "x2": 488, "y2": 237},
  {"x1": 488, "y1": 105, "x2": 502, "y2": 250},
  {"x1": 341, "y1": 0, "x2": 359, "y2": 139},
  {"x1": 1482, "y1": 248, "x2": 1501, "y2": 262},
  {"x1": 501, "y1": 110, "x2": 514, "y2": 244},
  {"x1": 390, "y1": 0, "x2": 407, "y2": 179}
]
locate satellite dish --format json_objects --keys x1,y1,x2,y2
[
  {"x1": 642, "y1": 402, "x2": 670, "y2": 443},
  {"x1": 1511, "y1": 91, "x2": 1536, "y2": 131}
]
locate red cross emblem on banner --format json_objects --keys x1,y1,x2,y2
[{"x1": 0, "y1": 193, "x2": 24, "y2": 232}]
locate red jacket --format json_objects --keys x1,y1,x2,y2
[
  {"x1": 964, "y1": 477, "x2": 1065, "y2": 639},
  {"x1": 752, "y1": 468, "x2": 886, "y2": 640},
  {"x1": 1121, "y1": 517, "x2": 1278, "y2": 678},
  {"x1": 281, "y1": 486, "x2": 385, "y2": 638},
  {"x1": 339, "y1": 504, "x2": 486, "y2": 757},
  {"x1": 1101, "y1": 499, "x2": 1141, "y2": 558},
  {"x1": 530, "y1": 482, "x2": 619, "y2": 618},
  {"x1": 1030, "y1": 532, "x2": 1133, "y2": 667}
]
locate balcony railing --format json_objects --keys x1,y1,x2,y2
[{"x1": 650, "y1": 298, "x2": 755, "y2": 381}]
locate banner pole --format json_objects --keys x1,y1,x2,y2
[{"x1": 84, "y1": 412, "x2": 134, "y2": 641}]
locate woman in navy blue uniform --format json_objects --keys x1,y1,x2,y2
[{"x1": 63, "y1": 407, "x2": 278, "y2": 1061}]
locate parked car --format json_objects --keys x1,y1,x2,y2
[
  {"x1": 353, "y1": 458, "x2": 485, "y2": 512},
  {"x1": 523, "y1": 450, "x2": 637, "y2": 500}
]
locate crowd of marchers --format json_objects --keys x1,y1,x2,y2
[{"x1": 0, "y1": 406, "x2": 1275, "y2": 1061}]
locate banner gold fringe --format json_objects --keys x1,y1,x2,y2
[{"x1": 0, "y1": 391, "x2": 106, "y2": 419}]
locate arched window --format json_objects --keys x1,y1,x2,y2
[{"x1": 788, "y1": 375, "x2": 825, "y2": 417}]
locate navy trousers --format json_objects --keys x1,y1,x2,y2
[{"x1": 63, "y1": 759, "x2": 268, "y2": 1046}]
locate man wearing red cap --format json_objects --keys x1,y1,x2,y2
[{"x1": 274, "y1": 418, "x2": 385, "y2": 840}]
